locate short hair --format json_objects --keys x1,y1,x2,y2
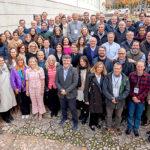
[
  {"x1": 62, "y1": 55, "x2": 71, "y2": 60},
  {"x1": 114, "y1": 62, "x2": 122, "y2": 68},
  {"x1": 98, "y1": 46, "x2": 106, "y2": 51},
  {"x1": 139, "y1": 12, "x2": 146, "y2": 17}
]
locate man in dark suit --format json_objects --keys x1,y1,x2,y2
[
  {"x1": 41, "y1": 39, "x2": 55, "y2": 59},
  {"x1": 83, "y1": 37, "x2": 99, "y2": 65},
  {"x1": 56, "y1": 55, "x2": 79, "y2": 130}
]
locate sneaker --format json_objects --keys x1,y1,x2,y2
[
  {"x1": 22, "y1": 115, "x2": 25, "y2": 119},
  {"x1": 134, "y1": 130, "x2": 139, "y2": 137},
  {"x1": 125, "y1": 128, "x2": 132, "y2": 135},
  {"x1": 25, "y1": 115, "x2": 29, "y2": 119}
]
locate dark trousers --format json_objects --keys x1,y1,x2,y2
[
  {"x1": 17, "y1": 91, "x2": 30, "y2": 115},
  {"x1": 1, "y1": 110, "x2": 11, "y2": 121},
  {"x1": 89, "y1": 113, "x2": 100, "y2": 126},
  {"x1": 60, "y1": 96, "x2": 78, "y2": 125},
  {"x1": 47, "y1": 88, "x2": 60, "y2": 115}
]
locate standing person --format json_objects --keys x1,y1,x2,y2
[
  {"x1": 56, "y1": 55, "x2": 78, "y2": 130},
  {"x1": 77, "y1": 37, "x2": 86, "y2": 55},
  {"x1": 62, "y1": 37, "x2": 72, "y2": 55},
  {"x1": 10, "y1": 56, "x2": 30, "y2": 119},
  {"x1": 37, "y1": 51, "x2": 45, "y2": 69},
  {"x1": 126, "y1": 61, "x2": 150, "y2": 137},
  {"x1": 67, "y1": 13, "x2": 83, "y2": 43},
  {"x1": 77, "y1": 56, "x2": 90, "y2": 124},
  {"x1": 84, "y1": 62, "x2": 107, "y2": 131},
  {"x1": 103, "y1": 63, "x2": 130, "y2": 134},
  {"x1": 45, "y1": 55, "x2": 60, "y2": 117},
  {"x1": 55, "y1": 43, "x2": 63, "y2": 65},
  {"x1": 26, "y1": 57, "x2": 46, "y2": 120},
  {"x1": 0, "y1": 56, "x2": 16, "y2": 123}
]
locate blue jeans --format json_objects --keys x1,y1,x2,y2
[
  {"x1": 60, "y1": 96, "x2": 78, "y2": 125},
  {"x1": 127, "y1": 100, "x2": 145, "y2": 130}
]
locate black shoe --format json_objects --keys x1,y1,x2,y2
[
  {"x1": 125, "y1": 128, "x2": 132, "y2": 135},
  {"x1": 4, "y1": 118, "x2": 11, "y2": 123},
  {"x1": 134, "y1": 130, "x2": 139, "y2": 137},
  {"x1": 9, "y1": 115, "x2": 14, "y2": 121},
  {"x1": 90, "y1": 125, "x2": 95, "y2": 131},
  {"x1": 59, "y1": 119, "x2": 67, "y2": 126},
  {"x1": 148, "y1": 136, "x2": 150, "y2": 142},
  {"x1": 51, "y1": 112, "x2": 54, "y2": 117},
  {"x1": 96, "y1": 124, "x2": 101, "y2": 129}
]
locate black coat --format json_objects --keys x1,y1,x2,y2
[
  {"x1": 71, "y1": 53, "x2": 81, "y2": 67},
  {"x1": 84, "y1": 73, "x2": 104, "y2": 113},
  {"x1": 121, "y1": 40, "x2": 134, "y2": 52},
  {"x1": 115, "y1": 29, "x2": 127, "y2": 45}
]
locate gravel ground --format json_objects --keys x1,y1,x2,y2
[{"x1": 0, "y1": 111, "x2": 150, "y2": 150}]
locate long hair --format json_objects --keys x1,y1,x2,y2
[
  {"x1": 90, "y1": 61, "x2": 107, "y2": 76},
  {"x1": 45, "y1": 55, "x2": 57, "y2": 69}
]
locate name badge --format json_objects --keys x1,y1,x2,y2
[
  {"x1": 74, "y1": 29, "x2": 78, "y2": 34},
  {"x1": 90, "y1": 31, "x2": 94, "y2": 36},
  {"x1": 134, "y1": 87, "x2": 139, "y2": 94}
]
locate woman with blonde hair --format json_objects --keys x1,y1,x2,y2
[
  {"x1": 26, "y1": 57, "x2": 46, "y2": 120},
  {"x1": 84, "y1": 61, "x2": 107, "y2": 131},
  {"x1": 10, "y1": 55, "x2": 30, "y2": 119},
  {"x1": 26, "y1": 42, "x2": 39, "y2": 64},
  {"x1": 45, "y1": 55, "x2": 60, "y2": 117}
]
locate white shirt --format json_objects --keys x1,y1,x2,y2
[
  {"x1": 95, "y1": 74, "x2": 101, "y2": 84},
  {"x1": 112, "y1": 74, "x2": 122, "y2": 98},
  {"x1": 102, "y1": 42, "x2": 120, "y2": 60}
]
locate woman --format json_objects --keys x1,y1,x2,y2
[
  {"x1": 23, "y1": 34, "x2": 32, "y2": 48},
  {"x1": 51, "y1": 27, "x2": 63, "y2": 48},
  {"x1": 80, "y1": 26, "x2": 91, "y2": 45},
  {"x1": 29, "y1": 28, "x2": 39, "y2": 41},
  {"x1": 62, "y1": 37, "x2": 71, "y2": 55},
  {"x1": 17, "y1": 44, "x2": 27, "y2": 65},
  {"x1": 55, "y1": 43, "x2": 63, "y2": 65},
  {"x1": 26, "y1": 57, "x2": 46, "y2": 120},
  {"x1": 45, "y1": 55, "x2": 60, "y2": 117},
  {"x1": 77, "y1": 37, "x2": 86, "y2": 54},
  {"x1": 36, "y1": 36, "x2": 44, "y2": 50},
  {"x1": 8, "y1": 31, "x2": 22, "y2": 51},
  {"x1": 4, "y1": 30, "x2": 12, "y2": 42},
  {"x1": 26, "y1": 42, "x2": 39, "y2": 64},
  {"x1": 77, "y1": 56, "x2": 90, "y2": 124},
  {"x1": 71, "y1": 43, "x2": 81, "y2": 67},
  {"x1": 10, "y1": 56, "x2": 30, "y2": 119},
  {"x1": 8, "y1": 48, "x2": 17, "y2": 70},
  {"x1": 84, "y1": 62, "x2": 107, "y2": 131},
  {"x1": 0, "y1": 56, "x2": 16, "y2": 123}
]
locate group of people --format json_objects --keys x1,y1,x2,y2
[{"x1": 0, "y1": 10, "x2": 150, "y2": 139}]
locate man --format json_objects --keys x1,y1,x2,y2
[
  {"x1": 67, "y1": 13, "x2": 83, "y2": 43},
  {"x1": 121, "y1": 31, "x2": 134, "y2": 52},
  {"x1": 127, "y1": 41, "x2": 146, "y2": 64},
  {"x1": 126, "y1": 61, "x2": 150, "y2": 136},
  {"x1": 140, "y1": 32, "x2": 150, "y2": 59},
  {"x1": 41, "y1": 12, "x2": 48, "y2": 23},
  {"x1": 114, "y1": 48, "x2": 134, "y2": 76},
  {"x1": 48, "y1": 18, "x2": 55, "y2": 33},
  {"x1": 102, "y1": 32, "x2": 120, "y2": 61},
  {"x1": 34, "y1": 14, "x2": 41, "y2": 28},
  {"x1": 83, "y1": 12, "x2": 90, "y2": 27},
  {"x1": 41, "y1": 39, "x2": 55, "y2": 59},
  {"x1": 83, "y1": 37, "x2": 98, "y2": 65},
  {"x1": 93, "y1": 24, "x2": 107, "y2": 46},
  {"x1": 17, "y1": 26, "x2": 25, "y2": 41},
  {"x1": 106, "y1": 16, "x2": 118, "y2": 32},
  {"x1": 115, "y1": 21, "x2": 127, "y2": 44},
  {"x1": 144, "y1": 16, "x2": 150, "y2": 32},
  {"x1": 56, "y1": 55, "x2": 78, "y2": 130},
  {"x1": 30, "y1": 20, "x2": 41, "y2": 34},
  {"x1": 40, "y1": 22, "x2": 52, "y2": 40},
  {"x1": 19, "y1": 19, "x2": 29, "y2": 34},
  {"x1": 54, "y1": 16, "x2": 61, "y2": 28},
  {"x1": 126, "y1": 18, "x2": 135, "y2": 33},
  {"x1": 92, "y1": 46, "x2": 113, "y2": 73},
  {"x1": 87, "y1": 15, "x2": 98, "y2": 36},
  {"x1": 103, "y1": 62, "x2": 130, "y2": 134}
]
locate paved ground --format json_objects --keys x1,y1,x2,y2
[{"x1": 1, "y1": 111, "x2": 150, "y2": 150}]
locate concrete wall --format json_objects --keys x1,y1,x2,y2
[{"x1": 0, "y1": 0, "x2": 105, "y2": 33}]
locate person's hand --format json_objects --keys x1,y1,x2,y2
[
  {"x1": 26, "y1": 92, "x2": 29, "y2": 97},
  {"x1": 132, "y1": 97, "x2": 140, "y2": 103},
  {"x1": 85, "y1": 102, "x2": 89, "y2": 105},
  {"x1": 61, "y1": 89, "x2": 66, "y2": 95},
  {"x1": 112, "y1": 98, "x2": 117, "y2": 104},
  {"x1": 128, "y1": 58, "x2": 136, "y2": 63},
  {"x1": 148, "y1": 100, "x2": 150, "y2": 105},
  {"x1": 15, "y1": 89, "x2": 19, "y2": 95}
]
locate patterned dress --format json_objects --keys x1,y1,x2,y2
[{"x1": 26, "y1": 67, "x2": 46, "y2": 114}]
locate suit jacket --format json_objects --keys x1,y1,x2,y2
[
  {"x1": 83, "y1": 45, "x2": 99, "y2": 65},
  {"x1": 56, "y1": 65, "x2": 78, "y2": 99},
  {"x1": 103, "y1": 72, "x2": 130, "y2": 109},
  {"x1": 41, "y1": 48, "x2": 55, "y2": 59}
]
